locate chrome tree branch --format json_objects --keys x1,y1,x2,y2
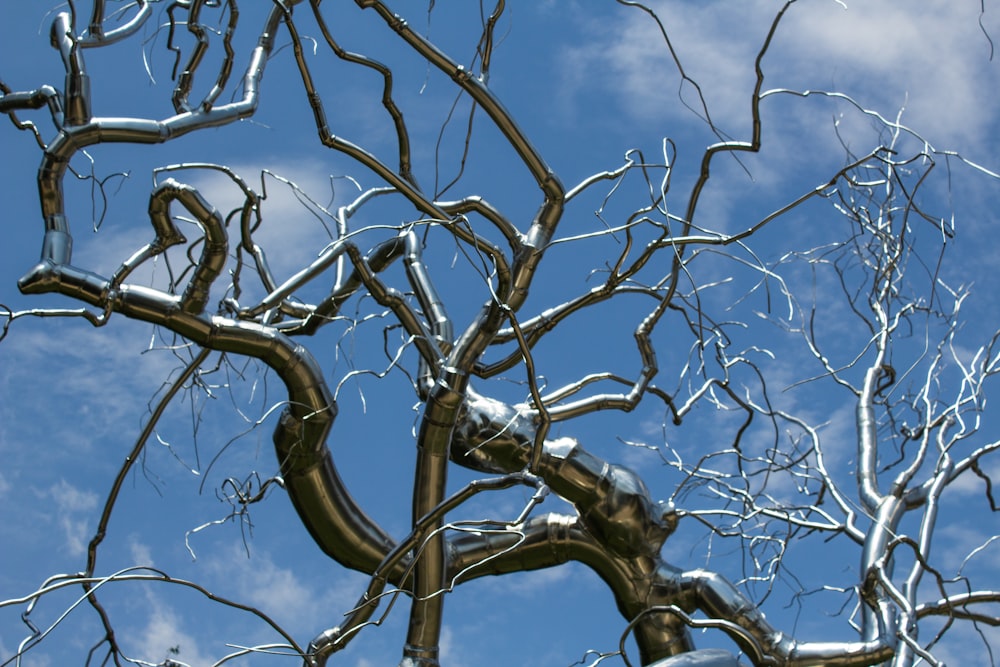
[
  {"x1": 307, "y1": 0, "x2": 418, "y2": 187},
  {"x1": 355, "y1": 0, "x2": 557, "y2": 199},
  {"x1": 344, "y1": 4, "x2": 566, "y2": 659},
  {"x1": 169, "y1": 0, "x2": 240, "y2": 114},
  {"x1": 355, "y1": 0, "x2": 564, "y2": 304},
  {"x1": 22, "y1": 5, "x2": 285, "y2": 282},
  {"x1": 448, "y1": 390, "x2": 893, "y2": 666},
  {"x1": 447, "y1": 513, "x2": 697, "y2": 664},
  {"x1": 3, "y1": 567, "x2": 305, "y2": 665},
  {"x1": 82, "y1": 0, "x2": 151, "y2": 46},
  {"x1": 18, "y1": 158, "x2": 401, "y2": 583},
  {"x1": 6, "y1": 3, "x2": 1000, "y2": 667},
  {"x1": 79, "y1": 347, "x2": 212, "y2": 664},
  {"x1": 282, "y1": 18, "x2": 515, "y2": 303},
  {"x1": 307, "y1": 471, "x2": 543, "y2": 665},
  {"x1": 40, "y1": 265, "x2": 400, "y2": 577}
]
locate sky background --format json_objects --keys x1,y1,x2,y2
[{"x1": 2, "y1": 1, "x2": 1000, "y2": 666}]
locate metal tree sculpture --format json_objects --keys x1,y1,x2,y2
[{"x1": 2, "y1": 2, "x2": 999, "y2": 666}]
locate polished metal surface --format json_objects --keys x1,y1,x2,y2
[{"x1": 6, "y1": 3, "x2": 993, "y2": 667}]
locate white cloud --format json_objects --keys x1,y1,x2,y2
[
  {"x1": 557, "y1": 2, "x2": 769, "y2": 132},
  {"x1": 557, "y1": 1, "x2": 1000, "y2": 156},
  {"x1": 922, "y1": 616, "x2": 1000, "y2": 665},
  {"x1": 934, "y1": 521, "x2": 1000, "y2": 574},
  {"x1": 0, "y1": 318, "x2": 184, "y2": 459},
  {"x1": 494, "y1": 562, "x2": 574, "y2": 597},
  {"x1": 131, "y1": 590, "x2": 210, "y2": 667},
  {"x1": 165, "y1": 159, "x2": 371, "y2": 311},
  {"x1": 776, "y1": 1, "x2": 998, "y2": 148},
  {"x1": 49, "y1": 478, "x2": 99, "y2": 514},
  {"x1": 43, "y1": 479, "x2": 99, "y2": 558},
  {"x1": 201, "y1": 542, "x2": 360, "y2": 633},
  {"x1": 438, "y1": 625, "x2": 465, "y2": 667},
  {"x1": 57, "y1": 515, "x2": 91, "y2": 559},
  {"x1": 130, "y1": 537, "x2": 156, "y2": 568},
  {"x1": 948, "y1": 457, "x2": 1000, "y2": 497}
]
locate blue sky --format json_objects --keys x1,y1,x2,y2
[{"x1": 2, "y1": 2, "x2": 1000, "y2": 666}]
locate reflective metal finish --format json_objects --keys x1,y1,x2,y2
[{"x1": 9, "y1": 3, "x2": 974, "y2": 666}]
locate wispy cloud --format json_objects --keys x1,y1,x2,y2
[
  {"x1": 557, "y1": 1, "x2": 1000, "y2": 159},
  {"x1": 923, "y1": 618, "x2": 1000, "y2": 665},
  {"x1": 41, "y1": 479, "x2": 99, "y2": 558},
  {"x1": 0, "y1": 319, "x2": 185, "y2": 460},
  {"x1": 776, "y1": 1, "x2": 1000, "y2": 149},
  {"x1": 129, "y1": 537, "x2": 156, "y2": 568},
  {"x1": 201, "y1": 542, "x2": 361, "y2": 634},
  {"x1": 129, "y1": 588, "x2": 210, "y2": 667}
]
